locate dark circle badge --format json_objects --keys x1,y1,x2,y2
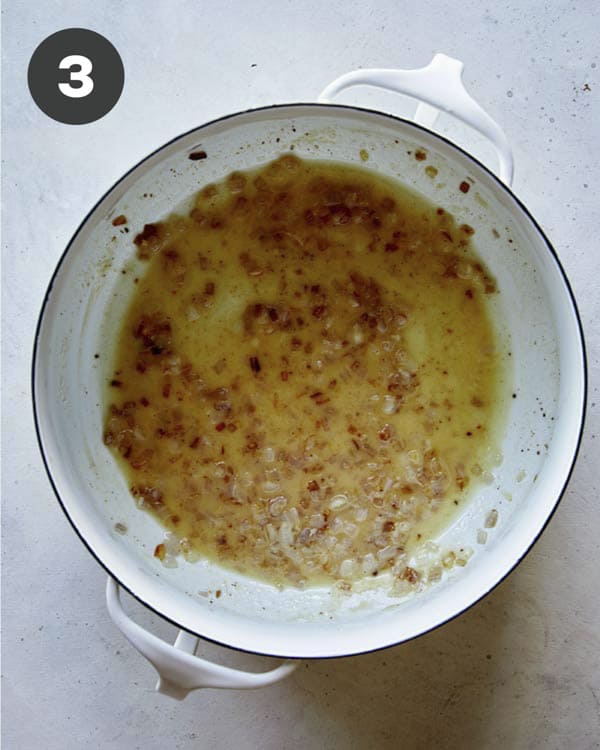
[{"x1": 28, "y1": 28, "x2": 124, "y2": 125}]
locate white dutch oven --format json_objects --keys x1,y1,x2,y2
[{"x1": 33, "y1": 55, "x2": 586, "y2": 699}]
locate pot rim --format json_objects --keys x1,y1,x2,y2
[{"x1": 31, "y1": 102, "x2": 588, "y2": 659}]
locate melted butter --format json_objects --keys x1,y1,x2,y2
[{"x1": 104, "y1": 154, "x2": 507, "y2": 588}]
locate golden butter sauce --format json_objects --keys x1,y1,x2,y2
[{"x1": 104, "y1": 154, "x2": 506, "y2": 588}]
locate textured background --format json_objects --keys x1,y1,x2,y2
[{"x1": 2, "y1": 1, "x2": 599, "y2": 748}]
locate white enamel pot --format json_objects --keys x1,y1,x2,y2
[{"x1": 33, "y1": 55, "x2": 586, "y2": 699}]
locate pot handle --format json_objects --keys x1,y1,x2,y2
[
  {"x1": 106, "y1": 577, "x2": 297, "y2": 700},
  {"x1": 318, "y1": 53, "x2": 514, "y2": 186}
]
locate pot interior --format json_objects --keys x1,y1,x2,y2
[{"x1": 34, "y1": 105, "x2": 584, "y2": 657}]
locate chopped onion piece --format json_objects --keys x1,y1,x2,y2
[
  {"x1": 185, "y1": 307, "x2": 201, "y2": 322},
  {"x1": 279, "y1": 521, "x2": 294, "y2": 546},
  {"x1": 337, "y1": 521, "x2": 358, "y2": 539},
  {"x1": 361, "y1": 553, "x2": 378, "y2": 575},
  {"x1": 269, "y1": 495, "x2": 288, "y2": 517},
  {"x1": 262, "y1": 480, "x2": 281, "y2": 494},
  {"x1": 456, "y1": 261, "x2": 473, "y2": 279},
  {"x1": 283, "y1": 506, "x2": 300, "y2": 527},
  {"x1": 377, "y1": 545, "x2": 397, "y2": 561},
  {"x1": 354, "y1": 507, "x2": 368, "y2": 522},
  {"x1": 160, "y1": 553, "x2": 178, "y2": 568},
  {"x1": 265, "y1": 523, "x2": 277, "y2": 542},
  {"x1": 382, "y1": 395, "x2": 397, "y2": 414},
  {"x1": 329, "y1": 494, "x2": 349, "y2": 510},
  {"x1": 339, "y1": 559, "x2": 356, "y2": 578}
]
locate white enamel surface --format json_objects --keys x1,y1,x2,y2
[{"x1": 33, "y1": 105, "x2": 584, "y2": 658}]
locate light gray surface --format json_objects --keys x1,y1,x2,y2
[{"x1": 2, "y1": 1, "x2": 599, "y2": 748}]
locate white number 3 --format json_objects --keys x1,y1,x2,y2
[{"x1": 58, "y1": 55, "x2": 94, "y2": 98}]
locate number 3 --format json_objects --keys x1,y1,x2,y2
[{"x1": 58, "y1": 55, "x2": 94, "y2": 98}]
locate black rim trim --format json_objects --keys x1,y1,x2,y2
[{"x1": 31, "y1": 101, "x2": 588, "y2": 660}]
